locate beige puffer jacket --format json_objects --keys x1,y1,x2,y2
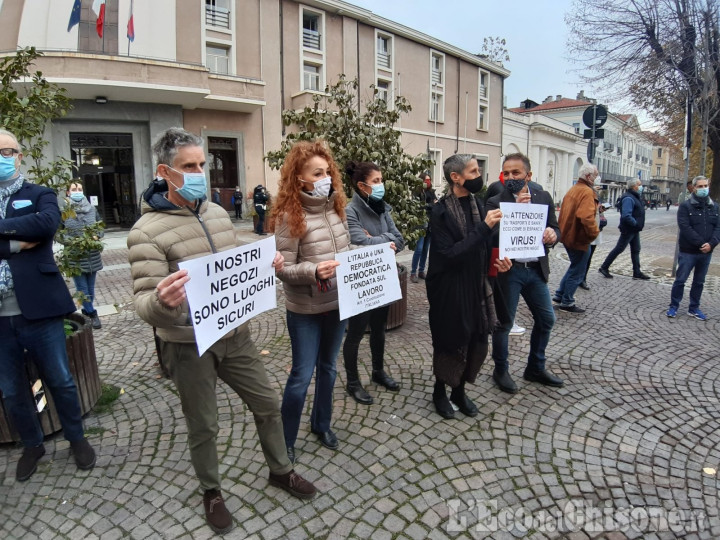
[
  {"x1": 127, "y1": 193, "x2": 242, "y2": 344},
  {"x1": 276, "y1": 191, "x2": 350, "y2": 314}
]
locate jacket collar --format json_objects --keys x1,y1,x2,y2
[{"x1": 300, "y1": 189, "x2": 338, "y2": 213}]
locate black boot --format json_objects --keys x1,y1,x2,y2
[
  {"x1": 346, "y1": 381, "x2": 373, "y2": 405},
  {"x1": 450, "y1": 383, "x2": 479, "y2": 417},
  {"x1": 372, "y1": 370, "x2": 399, "y2": 391},
  {"x1": 433, "y1": 380, "x2": 455, "y2": 419}
]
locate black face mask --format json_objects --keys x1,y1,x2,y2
[
  {"x1": 463, "y1": 175, "x2": 484, "y2": 194},
  {"x1": 506, "y1": 176, "x2": 529, "y2": 194}
]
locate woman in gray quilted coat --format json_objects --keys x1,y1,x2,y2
[{"x1": 62, "y1": 182, "x2": 104, "y2": 329}]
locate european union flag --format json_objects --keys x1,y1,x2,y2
[{"x1": 67, "y1": 0, "x2": 81, "y2": 32}]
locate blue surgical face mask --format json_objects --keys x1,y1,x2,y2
[
  {"x1": 637, "y1": 185, "x2": 644, "y2": 194},
  {"x1": 696, "y1": 187, "x2": 709, "y2": 198},
  {"x1": 0, "y1": 155, "x2": 18, "y2": 181},
  {"x1": 70, "y1": 192, "x2": 85, "y2": 202},
  {"x1": 363, "y1": 182, "x2": 385, "y2": 201},
  {"x1": 168, "y1": 167, "x2": 207, "y2": 202}
]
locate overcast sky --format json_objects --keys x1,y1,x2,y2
[{"x1": 348, "y1": 0, "x2": 653, "y2": 127}]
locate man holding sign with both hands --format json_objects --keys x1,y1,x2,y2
[
  {"x1": 128, "y1": 128, "x2": 316, "y2": 536},
  {"x1": 486, "y1": 153, "x2": 563, "y2": 394}
]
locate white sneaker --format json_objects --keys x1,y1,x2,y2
[{"x1": 509, "y1": 323, "x2": 526, "y2": 336}]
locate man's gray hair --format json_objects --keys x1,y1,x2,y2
[
  {"x1": 627, "y1": 178, "x2": 641, "y2": 190},
  {"x1": 578, "y1": 163, "x2": 597, "y2": 179},
  {"x1": 443, "y1": 154, "x2": 475, "y2": 183},
  {"x1": 152, "y1": 127, "x2": 203, "y2": 167},
  {"x1": 692, "y1": 175, "x2": 708, "y2": 187},
  {"x1": 0, "y1": 128, "x2": 21, "y2": 151}
]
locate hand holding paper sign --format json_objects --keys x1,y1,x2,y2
[
  {"x1": 484, "y1": 208, "x2": 503, "y2": 228},
  {"x1": 494, "y1": 256, "x2": 513, "y2": 273},
  {"x1": 272, "y1": 251, "x2": 285, "y2": 272},
  {"x1": 156, "y1": 269, "x2": 190, "y2": 309},
  {"x1": 315, "y1": 260, "x2": 340, "y2": 280},
  {"x1": 542, "y1": 227, "x2": 557, "y2": 245}
]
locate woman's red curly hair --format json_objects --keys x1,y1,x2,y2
[{"x1": 269, "y1": 139, "x2": 346, "y2": 237}]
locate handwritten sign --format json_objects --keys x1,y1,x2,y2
[
  {"x1": 179, "y1": 236, "x2": 277, "y2": 356},
  {"x1": 498, "y1": 202, "x2": 548, "y2": 259},
  {"x1": 335, "y1": 243, "x2": 402, "y2": 321}
]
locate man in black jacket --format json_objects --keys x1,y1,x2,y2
[
  {"x1": 486, "y1": 153, "x2": 563, "y2": 394},
  {"x1": 666, "y1": 176, "x2": 720, "y2": 320},
  {"x1": 598, "y1": 178, "x2": 650, "y2": 280},
  {"x1": 0, "y1": 129, "x2": 95, "y2": 482}
]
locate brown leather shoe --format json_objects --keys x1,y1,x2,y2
[
  {"x1": 203, "y1": 489, "x2": 233, "y2": 534},
  {"x1": 269, "y1": 470, "x2": 317, "y2": 500}
]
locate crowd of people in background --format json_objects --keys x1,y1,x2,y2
[{"x1": 1, "y1": 124, "x2": 717, "y2": 535}]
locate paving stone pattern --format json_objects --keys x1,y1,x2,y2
[{"x1": 1, "y1": 212, "x2": 718, "y2": 539}]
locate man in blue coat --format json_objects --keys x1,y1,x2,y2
[
  {"x1": 0, "y1": 129, "x2": 95, "y2": 481},
  {"x1": 598, "y1": 178, "x2": 651, "y2": 280},
  {"x1": 666, "y1": 176, "x2": 720, "y2": 320}
]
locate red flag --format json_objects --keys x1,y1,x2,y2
[{"x1": 96, "y1": 3, "x2": 106, "y2": 38}]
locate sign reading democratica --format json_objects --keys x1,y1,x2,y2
[
  {"x1": 498, "y1": 202, "x2": 548, "y2": 259},
  {"x1": 178, "y1": 236, "x2": 277, "y2": 356},
  {"x1": 335, "y1": 243, "x2": 402, "y2": 321}
]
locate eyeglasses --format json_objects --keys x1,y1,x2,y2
[{"x1": 0, "y1": 148, "x2": 19, "y2": 158}]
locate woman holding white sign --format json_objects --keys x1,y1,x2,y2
[
  {"x1": 342, "y1": 161, "x2": 405, "y2": 405},
  {"x1": 271, "y1": 140, "x2": 351, "y2": 464},
  {"x1": 426, "y1": 154, "x2": 508, "y2": 420}
]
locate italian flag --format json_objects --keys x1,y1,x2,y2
[{"x1": 92, "y1": 0, "x2": 106, "y2": 38}]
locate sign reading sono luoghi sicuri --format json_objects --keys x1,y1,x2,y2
[
  {"x1": 178, "y1": 235, "x2": 278, "y2": 356},
  {"x1": 498, "y1": 202, "x2": 548, "y2": 259},
  {"x1": 335, "y1": 243, "x2": 402, "y2": 321}
]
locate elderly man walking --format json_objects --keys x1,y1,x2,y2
[
  {"x1": 666, "y1": 176, "x2": 720, "y2": 320},
  {"x1": 598, "y1": 178, "x2": 651, "y2": 280},
  {"x1": 553, "y1": 164, "x2": 600, "y2": 313}
]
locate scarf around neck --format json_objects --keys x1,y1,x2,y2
[{"x1": 0, "y1": 175, "x2": 25, "y2": 302}]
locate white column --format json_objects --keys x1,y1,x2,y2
[
  {"x1": 538, "y1": 146, "x2": 548, "y2": 185},
  {"x1": 557, "y1": 152, "x2": 567, "y2": 200}
]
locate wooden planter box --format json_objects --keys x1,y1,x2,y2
[
  {"x1": 0, "y1": 312, "x2": 102, "y2": 444},
  {"x1": 386, "y1": 263, "x2": 408, "y2": 330}
]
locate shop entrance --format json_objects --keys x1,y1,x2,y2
[{"x1": 70, "y1": 133, "x2": 137, "y2": 228}]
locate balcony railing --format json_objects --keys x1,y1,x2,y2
[
  {"x1": 479, "y1": 85, "x2": 487, "y2": 99},
  {"x1": 206, "y1": 5, "x2": 230, "y2": 29},
  {"x1": 431, "y1": 70, "x2": 442, "y2": 85},
  {"x1": 377, "y1": 51, "x2": 391, "y2": 69},
  {"x1": 303, "y1": 29, "x2": 321, "y2": 49}
]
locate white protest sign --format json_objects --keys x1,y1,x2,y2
[
  {"x1": 335, "y1": 243, "x2": 402, "y2": 321},
  {"x1": 498, "y1": 202, "x2": 548, "y2": 259},
  {"x1": 178, "y1": 235, "x2": 277, "y2": 356}
]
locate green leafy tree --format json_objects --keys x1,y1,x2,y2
[
  {"x1": 0, "y1": 47, "x2": 99, "y2": 280},
  {"x1": 265, "y1": 76, "x2": 434, "y2": 246}
]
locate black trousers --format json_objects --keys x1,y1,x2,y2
[{"x1": 342, "y1": 305, "x2": 390, "y2": 384}]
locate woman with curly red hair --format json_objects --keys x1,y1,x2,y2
[{"x1": 271, "y1": 140, "x2": 350, "y2": 464}]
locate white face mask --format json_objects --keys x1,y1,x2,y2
[{"x1": 308, "y1": 176, "x2": 332, "y2": 198}]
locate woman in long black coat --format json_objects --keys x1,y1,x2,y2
[{"x1": 426, "y1": 154, "x2": 510, "y2": 419}]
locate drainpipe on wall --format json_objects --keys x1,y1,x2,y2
[
  {"x1": 455, "y1": 60, "x2": 460, "y2": 153},
  {"x1": 279, "y1": 0, "x2": 285, "y2": 136},
  {"x1": 356, "y1": 19, "x2": 361, "y2": 112}
]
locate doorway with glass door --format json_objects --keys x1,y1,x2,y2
[{"x1": 69, "y1": 133, "x2": 137, "y2": 228}]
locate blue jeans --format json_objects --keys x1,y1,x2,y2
[
  {"x1": 492, "y1": 264, "x2": 556, "y2": 372},
  {"x1": 281, "y1": 310, "x2": 347, "y2": 448},
  {"x1": 411, "y1": 231, "x2": 431, "y2": 274},
  {"x1": 670, "y1": 252, "x2": 712, "y2": 311},
  {"x1": 73, "y1": 272, "x2": 97, "y2": 313},
  {"x1": 0, "y1": 315, "x2": 84, "y2": 447},
  {"x1": 602, "y1": 230, "x2": 641, "y2": 274},
  {"x1": 555, "y1": 247, "x2": 591, "y2": 306}
]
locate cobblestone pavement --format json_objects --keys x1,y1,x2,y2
[{"x1": 1, "y1": 213, "x2": 719, "y2": 539}]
